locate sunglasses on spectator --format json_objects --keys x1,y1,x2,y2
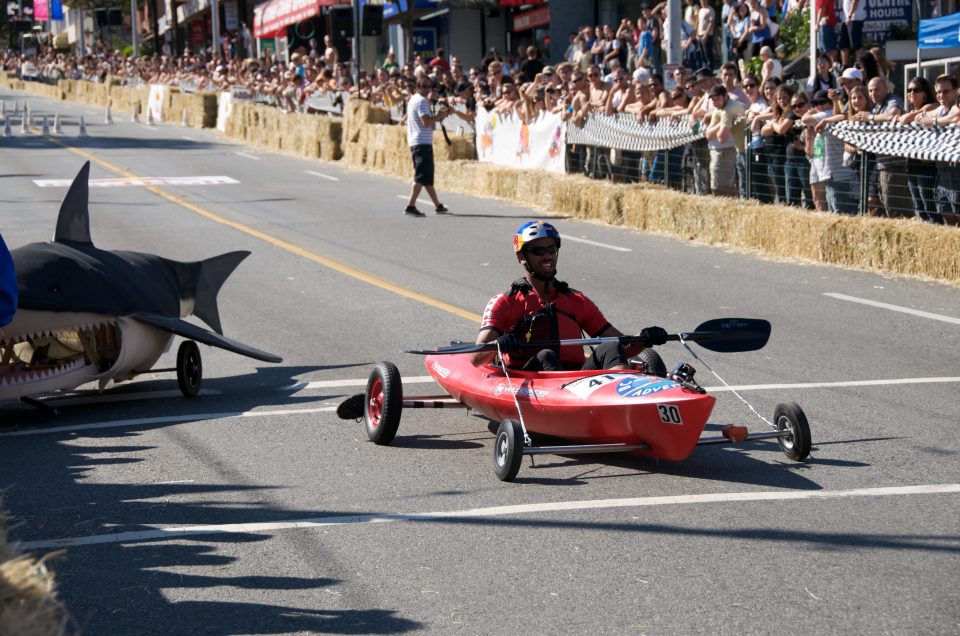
[
  {"x1": 526, "y1": 245, "x2": 559, "y2": 256},
  {"x1": 906, "y1": 87, "x2": 919, "y2": 93},
  {"x1": 744, "y1": 82, "x2": 758, "y2": 88}
]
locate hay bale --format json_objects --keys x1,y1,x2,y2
[{"x1": 0, "y1": 505, "x2": 68, "y2": 636}]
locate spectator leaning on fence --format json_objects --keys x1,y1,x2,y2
[
  {"x1": 915, "y1": 75, "x2": 960, "y2": 225},
  {"x1": 704, "y1": 84, "x2": 745, "y2": 197},
  {"x1": 856, "y1": 78, "x2": 909, "y2": 218},
  {"x1": 896, "y1": 77, "x2": 941, "y2": 224},
  {"x1": 804, "y1": 90, "x2": 858, "y2": 215}
]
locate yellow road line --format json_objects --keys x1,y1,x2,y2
[{"x1": 44, "y1": 139, "x2": 481, "y2": 323}]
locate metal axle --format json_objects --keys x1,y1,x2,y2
[{"x1": 522, "y1": 442, "x2": 651, "y2": 455}]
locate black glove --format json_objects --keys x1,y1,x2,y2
[
  {"x1": 495, "y1": 333, "x2": 521, "y2": 354},
  {"x1": 640, "y1": 326, "x2": 669, "y2": 346}
]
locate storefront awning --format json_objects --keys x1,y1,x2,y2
[{"x1": 254, "y1": 0, "x2": 348, "y2": 39}]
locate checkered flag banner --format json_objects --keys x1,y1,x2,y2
[
  {"x1": 566, "y1": 113, "x2": 706, "y2": 152},
  {"x1": 832, "y1": 121, "x2": 960, "y2": 163}
]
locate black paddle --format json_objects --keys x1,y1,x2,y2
[{"x1": 405, "y1": 318, "x2": 771, "y2": 355}]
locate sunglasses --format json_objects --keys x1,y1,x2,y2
[
  {"x1": 744, "y1": 83, "x2": 758, "y2": 88},
  {"x1": 526, "y1": 245, "x2": 559, "y2": 257},
  {"x1": 906, "y1": 87, "x2": 919, "y2": 93}
]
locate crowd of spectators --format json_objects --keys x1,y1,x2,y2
[{"x1": 2, "y1": 0, "x2": 957, "y2": 224}]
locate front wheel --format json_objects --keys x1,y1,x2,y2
[
  {"x1": 494, "y1": 419, "x2": 525, "y2": 482},
  {"x1": 176, "y1": 340, "x2": 202, "y2": 398},
  {"x1": 775, "y1": 402, "x2": 811, "y2": 461},
  {"x1": 632, "y1": 348, "x2": 667, "y2": 377},
  {"x1": 365, "y1": 362, "x2": 403, "y2": 445}
]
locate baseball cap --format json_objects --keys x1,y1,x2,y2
[
  {"x1": 812, "y1": 89, "x2": 831, "y2": 104},
  {"x1": 695, "y1": 66, "x2": 715, "y2": 81},
  {"x1": 542, "y1": 65, "x2": 555, "y2": 75},
  {"x1": 633, "y1": 67, "x2": 651, "y2": 83},
  {"x1": 841, "y1": 67, "x2": 863, "y2": 81}
]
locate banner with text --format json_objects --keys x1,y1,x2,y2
[{"x1": 476, "y1": 107, "x2": 566, "y2": 173}]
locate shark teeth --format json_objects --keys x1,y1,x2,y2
[{"x1": 0, "y1": 318, "x2": 121, "y2": 388}]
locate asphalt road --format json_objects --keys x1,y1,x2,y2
[{"x1": 1, "y1": 88, "x2": 958, "y2": 635}]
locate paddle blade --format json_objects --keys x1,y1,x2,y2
[{"x1": 679, "y1": 318, "x2": 771, "y2": 353}]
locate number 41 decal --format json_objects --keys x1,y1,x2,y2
[{"x1": 657, "y1": 404, "x2": 683, "y2": 425}]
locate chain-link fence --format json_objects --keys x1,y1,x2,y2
[{"x1": 565, "y1": 118, "x2": 958, "y2": 225}]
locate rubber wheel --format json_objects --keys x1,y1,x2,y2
[
  {"x1": 633, "y1": 348, "x2": 667, "y2": 377},
  {"x1": 774, "y1": 402, "x2": 811, "y2": 461},
  {"x1": 176, "y1": 340, "x2": 202, "y2": 398},
  {"x1": 494, "y1": 419, "x2": 525, "y2": 482},
  {"x1": 364, "y1": 361, "x2": 402, "y2": 445}
]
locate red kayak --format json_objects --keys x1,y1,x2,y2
[
  {"x1": 425, "y1": 353, "x2": 715, "y2": 462},
  {"x1": 341, "y1": 318, "x2": 812, "y2": 481}
]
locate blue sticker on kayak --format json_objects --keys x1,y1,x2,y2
[{"x1": 615, "y1": 377, "x2": 679, "y2": 398}]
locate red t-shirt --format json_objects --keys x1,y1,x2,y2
[
  {"x1": 816, "y1": 0, "x2": 837, "y2": 27},
  {"x1": 480, "y1": 281, "x2": 611, "y2": 367}
]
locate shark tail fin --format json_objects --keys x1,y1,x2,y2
[{"x1": 191, "y1": 251, "x2": 250, "y2": 334}]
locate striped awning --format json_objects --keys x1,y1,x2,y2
[{"x1": 254, "y1": 0, "x2": 348, "y2": 39}]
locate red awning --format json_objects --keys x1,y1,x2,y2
[{"x1": 254, "y1": 0, "x2": 347, "y2": 39}]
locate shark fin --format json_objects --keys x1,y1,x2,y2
[
  {"x1": 131, "y1": 312, "x2": 283, "y2": 363},
  {"x1": 188, "y1": 251, "x2": 250, "y2": 334},
  {"x1": 54, "y1": 161, "x2": 93, "y2": 245}
]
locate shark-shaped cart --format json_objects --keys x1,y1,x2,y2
[{"x1": 0, "y1": 162, "x2": 282, "y2": 407}]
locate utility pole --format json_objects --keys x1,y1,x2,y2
[
  {"x1": 211, "y1": 0, "x2": 220, "y2": 59},
  {"x1": 667, "y1": 0, "x2": 681, "y2": 64},
  {"x1": 131, "y1": 0, "x2": 139, "y2": 57}
]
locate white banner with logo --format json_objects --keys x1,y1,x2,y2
[
  {"x1": 476, "y1": 107, "x2": 566, "y2": 174},
  {"x1": 147, "y1": 84, "x2": 168, "y2": 122},
  {"x1": 216, "y1": 91, "x2": 233, "y2": 132}
]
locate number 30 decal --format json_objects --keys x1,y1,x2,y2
[{"x1": 657, "y1": 404, "x2": 683, "y2": 425}]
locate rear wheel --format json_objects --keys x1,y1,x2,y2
[
  {"x1": 365, "y1": 362, "x2": 402, "y2": 445},
  {"x1": 176, "y1": 340, "x2": 202, "y2": 397},
  {"x1": 775, "y1": 402, "x2": 811, "y2": 461},
  {"x1": 494, "y1": 419, "x2": 525, "y2": 482},
  {"x1": 632, "y1": 348, "x2": 667, "y2": 377}
]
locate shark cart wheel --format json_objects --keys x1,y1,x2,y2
[
  {"x1": 774, "y1": 402, "x2": 811, "y2": 461},
  {"x1": 365, "y1": 361, "x2": 402, "y2": 445},
  {"x1": 494, "y1": 419, "x2": 525, "y2": 482},
  {"x1": 177, "y1": 340, "x2": 202, "y2": 397}
]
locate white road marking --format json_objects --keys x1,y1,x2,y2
[
  {"x1": 8, "y1": 376, "x2": 955, "y2": 438},
  {"x1": 824, "y1": 293, "x2": 960, "y2": 325},
  {"x1": 563, "y1": 235, "x2": 632, "y2": 252},
  {"x1": 705, "y1": 376, "x2": 960, "y2": 392},
  {"x1": 15, "y1": 484, "x2": 960, "y2": 550},
  {"x1": 304, "y1": 170, "x2": 340, "y2": 181},
  {"x1": 182, "y1": 135, "x2": 195, "y2": 141},
  {"x1": 283, "y1": 375, "x2": 960, "y2": 393},
  {"x1": 234, "y1": 151, "x2": 261, "y2": 161},
  {"x1": 141, "y1": 125, "x2": 158, "y2": 131},
  {"x1": 0, "y1": 406, "x2": 337, "y2": 438},
  {"x1": 283, "y1": 376, "x2": 435, "y2": 391},
  {"x1": 34, "y1": 176, "x2": 239, "y2": 188},
  {"x1": 137, "y1": 479, "x2": 195, "y2": 487}
]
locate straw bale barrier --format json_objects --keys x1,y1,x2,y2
[
  {"x1": 222, "y1": 102, "x2": 343, "y2": 161},
  {"x1": 0, "y1": 504, "x2": 68, "y2": 636},
  {"x1": 430, "y1": 162, "x2": 959, "y2": 285}
]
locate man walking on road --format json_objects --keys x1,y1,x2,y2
[{"x1": 405, "y1": 77, "x2": 452, "y2": 216}]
